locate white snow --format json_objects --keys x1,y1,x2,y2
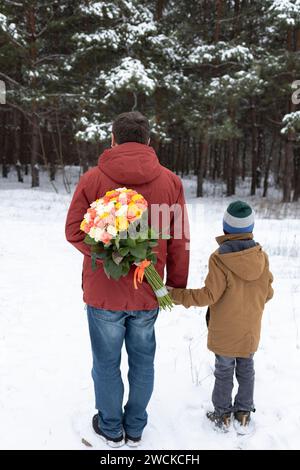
[
  {"x1": 0, "y1": 170, "x2": 300, "y2": 450},
  {"x1": 281, "y1": 111, "x2": 300, "y2": 135},
  {"x1": 188, "y1": 43, "x2": 253, "y2": 65},
  {"x1": 99, "y1": 57, "x2": 156, "y2": 97},
  {"x1": 75, "y1": 30, "x2": 120, "y2": 49},
  {"x1": 79, "y1": 1, "x2": 119, "y2": 19},
  {"x1": 76, "y1": 120, "x2": 112, "y2": 142},
  {"x1": 269, "y1": 0, "x2": 300, "y2": 25}
]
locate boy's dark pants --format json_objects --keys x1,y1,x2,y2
[{"x1": 212, "y1": 354, "x2": 255, "y2": 416}]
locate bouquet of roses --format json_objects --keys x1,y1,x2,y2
[{"x1": 80, "y1": 187, "x2": 173, "y2": 310}]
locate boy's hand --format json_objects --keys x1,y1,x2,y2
[{"x1": 166, "y1": 286, "x2": 182, "y2": 305}]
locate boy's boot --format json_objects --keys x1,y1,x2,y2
[
  {"x1": 234, "y1": 410, "x2": 251, "y2": 427},
  {"x1": 206, "y1": 411, "x2": 231, "y2": 431}
]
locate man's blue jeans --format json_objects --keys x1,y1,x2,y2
[
  {"x1": 87, "y1": 306, "x2": 158, "y2": 439},
  {"x1": 212, "y1": 354, "x2": 255, "y2": 416}
]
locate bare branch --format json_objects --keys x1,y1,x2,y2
[
  {"x1": 0, "y1": 72, "x2": 23, "y2": 88},
  {"x1": 36, "y1": 16, "x2": 54, "y2": 38},
  {"x1": 5, "y1": 101, "x2": 33, "y2": 124},
  {"x1": 35, "y1": 54, "x2": 68, "y2": 65},
  {"x1": 0, "y1": 28, "x2": 25, "y2": 50}
]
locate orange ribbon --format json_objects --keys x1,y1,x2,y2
[{"x1": 134, "y1": 260, "x2": 151, "y2": 289}]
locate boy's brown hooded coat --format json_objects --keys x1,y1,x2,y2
[{"x1": 171, "y1": 233, "x2": 274, "y2": 358}]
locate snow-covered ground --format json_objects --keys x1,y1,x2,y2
[{"x1": 1, "y1": 169, "x2": 300, "y2": 450}]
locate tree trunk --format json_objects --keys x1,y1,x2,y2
[
  {"x1": 193, "y1": 138, "x2": 198, "y2": 175},
  {"x1": 16, "y1": 160, "x2": 23, "y2": 183},
  {"x1": 242, "y1": 137, "x2": 246, "y2": 181},
  {"x1": 263, "y1": 132, "x2": 275, "y2": 198},
  {"x1": 31, "y1": 113, "x2": 40, "y2": 187},
  {"x1": 234, "y1": 0, "x2": 241, "y2": 37},
  {"x1": 155, "y1": 0, "x2": 167, "y2": 20},
  {"x1": 250, "y1": 99, "x2": 258, "y2": 196},
  {"x1": 1, "y1": 113, "x2": 9, "y2": 178},
  {"x1": 214, "y1": 0, "x2": 223, "y2": 42},
  {"x1": 283, "y1": 136, "x2": 294, "y2": 202},
  {"x1": 283, "y1": 28, "x2": 295, "y2": 202},
  {"x1": 13, "y1": 111, "x2": 23, "y2": 182},
  {"x1": 197, "y1": 139, "x2": 208, "y2": 197},
  {"x1": 26, "y1": 3, "x2": 40, "y2": 187},
  {"x1": 174, "y1": 138, "x2": 181, "y2": 175},
  {"x1": 227, "y1": 139, "x2": 234, "y2": 196},
  {"x1": 293, "y1": 148, "x2": 300, "y2": 201}
]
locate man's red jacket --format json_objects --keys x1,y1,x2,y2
[{"x1": 65, "y1": 142, "x2": 190, "y2": 310}]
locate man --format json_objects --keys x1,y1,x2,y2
[{"x1": 65, "y1": 111, "x2": 189, "y2": 447}]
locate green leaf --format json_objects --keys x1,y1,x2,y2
[
  {"x1": 147, "y1": 252, "x2": 157, "y2": 264},
  {"x1": 115, "y1": 236, "x2": 120, "y2": 249},
  {"x1": 149, "y1": 228, "x2": 158, "y2": 240},
  {"x1": 149, "y1": 240, "x2": 158, "y2": 248},
  {"x1": 91, "y1": 244, "x2": 104, "y2": 254},
  {"x1": 84, "y1": 234, "x2": 98, "y2": 246},
  {"x1": 103, "y1": 258, "x2": 123, "y2": 280},
  {"x1": 138, "y1": 231, "x2": 149, "y2": 240},
  {"x1": 121, "y1": 262, "x2": 131, "y2": 276},
  {"x1": 112, "y1": 252, "x2": 123, "y2": 265},
  {"x1": 126, "y1": 238, "x2": 136, "y2": 248},
  {"x1": 136, "y1": 240, "x2": 148, "y2": 250},
  {"x1": 129, "y1": 245, "x2": 147, "y2": 260},
  {"x1": 94, "y1": 250, "x2": 108, "y2": 260},
  {"x1": 119, "y1": 246, "x2": 130, "y2": 256}
]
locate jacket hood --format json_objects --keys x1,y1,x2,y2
[
  {"x1": 98, "y1": 142, "x2": 162, "y2": 185},
  {"x1": 216, "y1": 232, "x2": 254, "y2": 245},
  {"x1": 215, "y1": 233, "x2": 265, "y2": 281}
]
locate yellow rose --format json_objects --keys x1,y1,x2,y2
[
  {"x1": 131, "y1": 194, "x2": 143, "y2": 202},
  {"x1": 80, "y1": 220, "x2": 87, "y2": 231},
  {"x1": 116, "y1": 216, "x2": 129, "y2": 231}
]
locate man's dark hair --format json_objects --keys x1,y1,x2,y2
[{"x1": 112, "y1": 111, "x2": 150, "y2": 145}]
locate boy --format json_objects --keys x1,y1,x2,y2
[{"x1": 170, "y1": 201, "x2": 273, "y2": 432}]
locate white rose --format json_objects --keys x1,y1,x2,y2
[
  {"x1": 89, "y1": 226, "x2": 96, "y2": 239},
  {"x1": 105, "y1": 201, "x2": 115, "y2": 212},
  {"x1": 96, "y1": 204, "x2": 106, "y2": 216},
  {"x1": 107, "y1": 225, "x2": 117, "y2": 237},
  {"x1": 116, "y1": 204, "x2": 128, "y2": 216},
  {"x1": 94, "y1": 227, "x2": 104, "y2": 242}
]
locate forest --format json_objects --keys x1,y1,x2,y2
[{"x1": 0, "y1": 0, "x2": 300, "y2": 201}]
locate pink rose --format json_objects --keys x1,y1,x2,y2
[
  {"x1": 101, "y1": 232, "x2": 112, "y2": 245},
  {"x1": 95, "y1": 218, "x2": 106, "y2": 229},
  {"x1": 103, "y1": 214, "x2": 115, "y2": 226}
]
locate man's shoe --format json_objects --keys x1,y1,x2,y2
[
  {"x1": 125, "y1": 434, "x2": 142, "y2": 447},
  {"x1": 233, "y1": 411, "x2": 254, "y2": 435},
  {"x1": 206, "y1": 411, "x2": 231, "y2": 431},
  {"x1": 92, "y1": 414, "x2": 125, "y2": 448},
  {"x1": 234, "y1": 411, "x2": 251, "y2": 427}
]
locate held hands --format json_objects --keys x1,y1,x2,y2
[{"x1": 166, "y1": 285, "x2": 182, "y2": 305}]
